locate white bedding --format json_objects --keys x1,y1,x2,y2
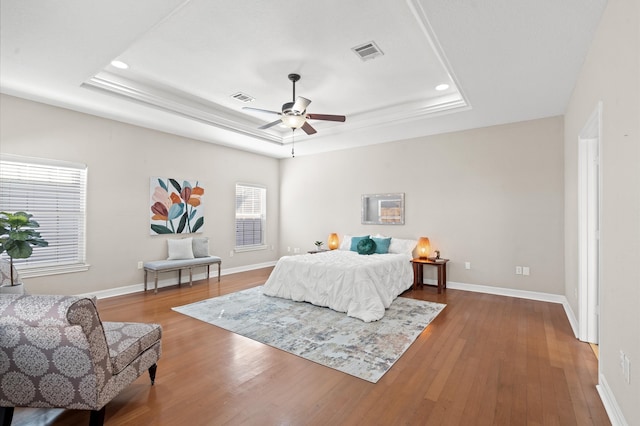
[{"x1": 262, "y1": 250, "x2": 414, "y2": 322}]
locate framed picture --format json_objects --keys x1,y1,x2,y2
[
  {"x1": 150, "y1": 177, "x2": 205, "y2": 235},
  {"x1": 361, "y1": 193, "x2": 405, "y2": 225}
]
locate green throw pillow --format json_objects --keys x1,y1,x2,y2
[
  {"x1": 350, "y1": 235, "x2": 370, "y2": 251},
  {"x1": 357, "y1": 237, "x2": 377, "y2": 255},
  {"x1": 371, "y1": 237, "x2": 392, "y2": 254}
]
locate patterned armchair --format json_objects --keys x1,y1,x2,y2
[{"x1": 0, "y1": 295, "x2": 162, "y2": 426}]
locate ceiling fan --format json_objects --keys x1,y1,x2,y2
[{"x1": 243, "y1": 73, "x2": 346, "y2": 135}]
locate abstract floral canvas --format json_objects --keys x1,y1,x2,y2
[{"x1": 150, "y1": 177, "x2": 204, "y2": 234}]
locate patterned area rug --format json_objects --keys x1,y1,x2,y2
[{"x1": 172, "y1": 286, "x2": 445, "y2": 383}]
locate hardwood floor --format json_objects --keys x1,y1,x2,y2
[{"x1": 11, "y1": 268, "x2": 610, "y2": 425}]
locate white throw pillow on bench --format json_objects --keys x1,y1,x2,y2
[{"x1": 167, "y1": 237, "x2": 194, "y2": 260}]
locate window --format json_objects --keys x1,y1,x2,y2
[
  {"x1": 235, "y1": 183, "x2": 266, "y2": 250},
  {"x1": 0, "y1": 155, "x2": 88, "y2": 277}
]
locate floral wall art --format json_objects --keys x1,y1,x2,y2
[{"x1": 150, "y1": 177, "x2": 205, "y2": 235}]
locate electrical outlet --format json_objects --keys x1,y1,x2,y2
[
  {"x1": 287, "y1": 246, "x2": 291, "y2": 252},
  {"x1": 465, "y1": 262, "x2": 471, "y2": 270},
  {"x1": 523, "y1": 266, "x2": 530, "y2": 276},
  {"x1": 294, "y1": 248, "x2": 300, "y2": 254},
  {"x1": 516, "y1": 266, "x2": 523, "y2": 275},
  {"x1": 137, "y1": 261, "x2": 143, "y2": 270}
]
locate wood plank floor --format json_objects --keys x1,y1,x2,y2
[{"x1": 11, "y1": 268, "x2": 610, "y2": 425}]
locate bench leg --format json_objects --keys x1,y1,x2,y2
[
  {"x1": 154, "y1": 272, "x2": 159, "y2": 294},
  {"x1": 218, "y1": 262, "x2": 221, "y2": 282},
  {"x1": 144, "y1": 269, "x2": 148, "y2": 291},
  {"x1": 189, "y1": 267, "x2": 193, "y2": 287},
  {"x1": 206, "y1": 264, "x2": 210, "y2": 279},
  {"x1": 178, "y1": 269, "x2": 182, "y2": 287}
]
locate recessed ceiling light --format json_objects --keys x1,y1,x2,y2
[
  {"x1": 110, "y1": 60, "x2": 129, "y2": 70},
  {"x1": 435, "y1": 83, "x2": 449, "y2": 91}
]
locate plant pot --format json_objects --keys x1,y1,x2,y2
[{"x1": 0, "y1": 283, "x2": 26, "y2": 295}]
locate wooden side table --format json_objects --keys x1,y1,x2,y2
[{"x1": 411, "y1": 258, "x2": 449, "y2": 294}]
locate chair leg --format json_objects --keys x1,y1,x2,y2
[
  {"x1": 89, "y1": 407, "x2": 106, "y2": 426},
  {"x1": 0, "y1": 407, "x2": 14, "y2": 426},
  {"x1": 149, "y1": 363, "x2": 158, "y2": 385}
]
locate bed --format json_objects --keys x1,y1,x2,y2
[{"x1": 262, "y1": 236, "x2": 416, "y2": 322}]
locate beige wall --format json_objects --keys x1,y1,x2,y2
[
  {"x1": 0, "y1": 94, "x2": 281, "y2": 295},
  {"x1": 564, "y1": 0, "x2": 640, "y2": 423},
  {"x1": 280, "y1": 116, "x2": 565, "y2": 294}
]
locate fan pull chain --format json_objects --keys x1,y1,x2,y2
[{"x1": 291, "y1": 129, "x2": 295, "y2": 157}]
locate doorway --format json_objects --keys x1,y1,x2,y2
[{"x1": 578, "y1": 102, "x2": 602, "y2": 344}]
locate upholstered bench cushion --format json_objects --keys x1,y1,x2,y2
[
  {"x1": 103, "y1": 322, "x2": 162, "y2": 374},
  {"x1": 143, "y1": 256, "x2": 221, "y2": 271}
]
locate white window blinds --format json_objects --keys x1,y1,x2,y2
[
  {"x1": 0, "y1": 155, "x2": 88, "y2": 275},
  {"x1": 235, "y1": 184, "x2": 266, "y2": 248}
]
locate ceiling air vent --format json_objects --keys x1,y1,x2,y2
[
  {"x1": 351, "y1": 41, "x2": 384, "y2": 61},
  {"x1": 231, "y1": 92, "x2": 254, "y2": 103}
]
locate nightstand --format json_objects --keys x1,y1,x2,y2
[
  {"x1": 411, "y1": 258, "x2": 449, "y2": 293},
  {"x1": 307, "y1": 249, "x2": 329, "y2": 254}
]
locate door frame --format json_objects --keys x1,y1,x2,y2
[{"x1": 577, "y1": 102, "x2": 602, "y2": 344}]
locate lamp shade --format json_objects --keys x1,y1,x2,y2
[
  {"x1": 416, "y1": 237, "x2": 431, "y2": 259},
  {"x1": 328, "y1": 233, "x2": 339, "y2": 250}
]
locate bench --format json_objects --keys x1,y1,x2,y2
[{"x1": 144, "y1": 256, "x2": 221, "y2": 294}]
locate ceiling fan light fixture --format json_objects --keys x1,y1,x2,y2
[
  {"x1": 281, "y1": 114, "x2": 306, "y2": 129},
  {"x1": 435, "y1": 83, "x2": 450, "y2": 91}
]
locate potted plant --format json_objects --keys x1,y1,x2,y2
[
  {"x1": 0, "y1": 211, "x2": 48, "y2": 291},
  {"x1": 314, "y1": 241, "x2": 324, "y2": 251}
]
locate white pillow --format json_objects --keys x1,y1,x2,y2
[
  {"x1": 339, "y1": 235, "x2": 352, "y2": 250},
  {"x1": 167, "y1": 237, "x2": 194, "y2": 260},
  {"x1": 388, "y1": 238, "x2": 417, "y2": 255}
]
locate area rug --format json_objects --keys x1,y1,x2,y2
[{"x1": 172, "y1": 286, "x2": 445, "y2": 383}]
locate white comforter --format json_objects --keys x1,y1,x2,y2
[{"x1": 262, "y1": 250, "x2": 414, "y2": 322}]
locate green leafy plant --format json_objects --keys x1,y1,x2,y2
[
  {"x1": 314, "y1": 241, "x2": 324, "y2": 250},
  {"x1": 0, "y1": 211, "x2": 48, "y2": 286}
]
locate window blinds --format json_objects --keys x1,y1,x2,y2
[
  {"x1": 0, "y1": 155, "x2": 87, "y2": 271},
  {"x1": 235, "y1": 184, "x2": 266, "y2": 248}
]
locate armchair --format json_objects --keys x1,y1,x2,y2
[{"x1": 0, "y1": 294, "x2": 162, "y2": 426}]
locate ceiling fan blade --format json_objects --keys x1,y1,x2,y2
[
  {"x1": 306, "y1": 113, "x2": 346, "y2": 122},
  {"x1": 243, "y1": 106, "x2": 281, "y2": 116},
  {"x1": 292, "y1": 96, "x2": 311, "y2": 113},
  {"x1": 301, "y1": 122, "x2": 317, "y2": 135},
  {"x1": 259, "y1": 119, "x2": 283, "y2": 130}
]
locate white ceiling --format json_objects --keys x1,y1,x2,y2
[{"x1": 1, "y1": 0, "x2": 607, "y2": 158}]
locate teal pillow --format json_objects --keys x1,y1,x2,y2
[
  {"x1": 371, "y1": 237, "x2": 391, "y2": 254},
  {"x1": 350, "y1": 235, "x2": 370, "y2": 251},
  {"x1": 357, "y1": 238, "x2": 377, "y2": 255}
]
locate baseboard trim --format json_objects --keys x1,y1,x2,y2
[
  {"x1": 597, "y1": 374, "x2": 629, "y2": 426},
  {"x1": 76, "y1": 261, "x2": 277, "y2": 300},
  {"x1": 423, "y1": 278, "x2": 567, "y2": 303}
]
